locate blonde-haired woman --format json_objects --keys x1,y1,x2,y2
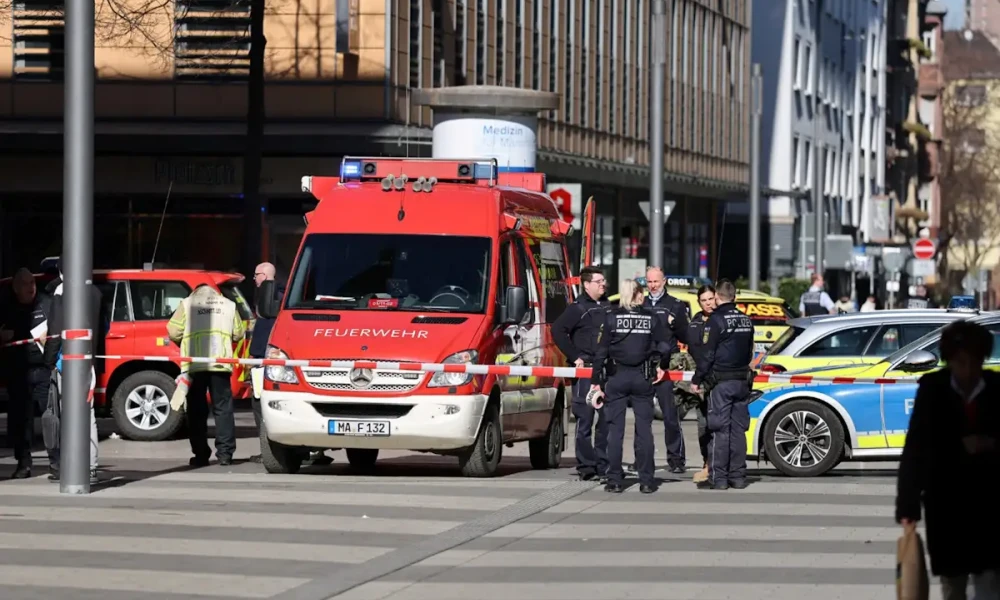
[{"x1": 590, "y1": 279, "x2": 672, "y2": 494}]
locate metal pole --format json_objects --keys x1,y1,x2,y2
[
  {"x1": 812, "y1": 0, "x2": 824, "y2": 276},
  {"x1": 749, "y1": 63, "x2": 762, "y2": 290},
  {"x1": 61, "y1": 0, "x2": 95, "y2": 494},
  {"x1": 648, "y1": 0, "x2": 667, "y2": 269}
]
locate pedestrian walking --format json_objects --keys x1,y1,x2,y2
[
  {"x1": 590, "y1": 279, "x2": 671, "y2": 494},
  {"x1": 896, "y1": 320, "x2": 1000, "y2": 600},
  {"x1": 685, "y1": 284, "x2": 717, "y2": 484},
  {"x1": 692, "y1": 279, "x2": 755, "y2": 491},
  {"x1": 167, "y1": 284, "x2": 246, "y2": 467},
  {"x1": 642, "y1": 266, "x2": 689, "y2": 474},
  {"x1": 552, "y1": 266, "x2": 610, "y2": 482},
  {"x1": 40, "y1": 260, "x2": 104, "y2": 483},
  {"x1": 1, "y1": 268, "x2": 50, "y2": 479}
]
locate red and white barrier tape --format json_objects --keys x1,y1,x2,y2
[
  {"x1": 52, "y1": 353, "x2": 918, "y2": 385},
  {"x1": 1, "y1": 334, "x2": 58, "y2": 348},
  {"x1": 2, "y1": 330, "x2": 92, "y2": 348}
]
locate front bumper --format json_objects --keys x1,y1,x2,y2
[{"x1": 260, "y1": 390, "x2": 487, "y2": 451}]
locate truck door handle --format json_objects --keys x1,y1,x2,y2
[{"x1": 106, "y1": 333, "x2": 127, "y2": 339}]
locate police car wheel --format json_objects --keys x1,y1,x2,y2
[
  {"x1": 763, "y1": 400, "x2": 845, "y2": 478},
  {"x1": 528, "y1": 405, "x2": 563, "y2": 469},
  {"x1": 111, "y1": 371, "x2": 185, "y2": 442},
  {"x1": 259, "y1": 420, "x2": 302, "y2": 474},
  {"x1": 459, "y1": 403, "x2": 502, "y2": 477}
]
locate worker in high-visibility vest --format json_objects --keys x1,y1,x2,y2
[{"x1": 167, "y1": 284, "x2": 245, "y2": 467}]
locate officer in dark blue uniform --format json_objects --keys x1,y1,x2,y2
[
  {"x1": 798, "y1": 273, "x2": 835, "y2": 316},
  {"x1": 552, "y1": 266, "x2": 610, "y2": 482},
  {"x1": 642, "y1": 267, "x2": 690, "y2": 474},
  {"x1": 591, "y1": 279, "x2": 672, "y2": 494},
  {"x1": 685, "y1": 284, "x2": 717, "y2": 483},
  {"x1": 692, "y1": 279, "x2": 755, "y2": 490}
]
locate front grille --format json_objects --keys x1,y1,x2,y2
[
  {"x1": 311, "y1": 402, "x2": 414, "y2": 419},
  {"x1": 301, "y1": 358, "x2": 424, "y2": 393}
]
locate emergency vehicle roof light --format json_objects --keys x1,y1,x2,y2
[{"x1": 339, "y1": 157, "x2": 499, "y2": 186}]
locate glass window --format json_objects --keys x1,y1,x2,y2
[
  {"x1": 523, "y1": 238, "x2": 570, "y2": 323},
  {"x1": 410, "y1": 0, "x2": 422, "y2": 88},
  {"x1": 799, "y1": 326, "x2": 877, "y2": 357},
  {"x1": 130, "y1": 281, "x2": 191, "y2": 321},
  {"x1": 285, "y1": 234, "x2": 492, "y2": 314},
  {"x1": 496, "y1": 0, "x2": 506, "y2": 83},
  {"x1": 476, "y1": 0, "x2": 486, "y2": 84},
  {"x1": 96, "y1": 281, "x2": 130, "y2": 322},
  {"x1": 868, "y1": 323, "x2": 948, "y2": 358},
  {"x1": 768, "y1": 326, "x2": 806, "y2": 356},
  {"x1": 219, "y1": 282, "x2": 255, "y2": 321}
]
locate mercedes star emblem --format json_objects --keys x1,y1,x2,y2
[{"x1": 349, "y1": 368, "x2": 374, "y2": 389}]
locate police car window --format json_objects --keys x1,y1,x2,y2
[
  {"x1": 285, "y1": 233, "x2": 492, "y2": 313},
  {"x1": 524, "y1": 238, "x2": 570, "y2": 323},
  {"x1": 867, "y1": 324, "x2": 941, "y2": 357},
  {"x1": 129, "y1": 281, "x2": 191, "y2": 321},
  {"x1": 799, "y1": 326, "x2": 877, "y2": 357}
]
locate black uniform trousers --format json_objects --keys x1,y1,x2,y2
[
  {"x1": 695, "y1": 396, "x2": 711, "y2": 465},
  {"x1": 604, "y1": 367, "x2": 656, "y2": 487},
  {"x1": 7, "y1": 367, "x2": 49, "y2": 469},
  {"x1": 706, "y1": 380, "x2": 750, "y2": 486},
  {"x1": 654, "y1": 382, "x2": 686, "y2": 469},
  {"x1": 571, "y1": 377, "x2": 609, "y2": 477},
  {"x1": 186, "y1": 371, "x2": 237, "y2": 461}
]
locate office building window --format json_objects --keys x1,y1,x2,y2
[
  {"x1": 624, "y1": 0, "x2": 631, "y2": 137},
  {"x1": 515, "y1": 0, "x2": 524, "y2": 87},
  {"x1": 532, "y1": 0, "x2": 540, "y2": 89},
  {"x1": 596, "y1": 0, "x2": 604, "y2": 129},
  {"x1": 565, "y1": 0, "x2": 574, "y2": 118},
  {"x1": 670, "y1": 0, "x2": 679, "y2": 146},
  {"x1": 455, "y1": 0, "x2": 467, "y2": 84},
  {"x1": 410, "y1": 0, "x2": 422, "y2": 88},
  {"x1": 476, "y1": 0, "x2": 486, "y2": 84},
  {"x1": 432, "y1": 0, "x2": 444, "y2": 87},
  {"x1": 635, "y1": 0, "x2": 644, "y2": 139},
  {"x1": 549, "y1": 0, "x2": 558, "y2": 118},
  {"x1": 173, "y1": 0, "x2": 252, "y2": 80},
  {"x1": 496, "y1": 0, "x2": 506, "y2": 83},
  {"x1": 609, "y1": 0, "x2": 618, "y2": 135},
  {"x1": 581, "y1": 0, "x2": 589, "y2": 128}
]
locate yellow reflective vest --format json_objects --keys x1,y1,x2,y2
[{"x1": 167, "y1": 286, "x2": 246, "y2": 374}]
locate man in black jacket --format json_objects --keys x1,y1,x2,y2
[
  {"x1": 41, "y1": 260, "x2": 105, "y2": 483},
  {"x1": 1, "y1": 268, "x2": 50, "y2": 479},
  {"x1": 552, "y1": 266, "x2": 609, "y2": 482}
]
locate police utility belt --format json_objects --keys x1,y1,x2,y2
[
  {"x1": 602, "y1": 358, "x2": 660, "y2": 382},
  {"x1": 703, "y1": 368, "x2": 755, "y2": 391}
]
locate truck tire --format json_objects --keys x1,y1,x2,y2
[
  {"x1": 529, "y1": 407, "x2": 563, "y2": 469},
  {"x1": 458, "y1": 403, "x2": 502, "y2": 477},
  {"x1": 763, "y1": 399, "x2": 845, "y2": 478},
  {"x1": 112, "y1": 371, "x2": 184, "y2": 442},
  {"x1": 259, "y1": 420, "x2": 303, "y2": 474},
  {"x1": 346, "y1": 448, "x2": 379, "y2": 472}
]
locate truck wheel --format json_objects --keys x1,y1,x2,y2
[
  {"x1": 529, "y1": 407, "x2": 563, "y2": 469},
  {"x1": 346, "y1": 449, "x2": 379, "y2": 472},
  {"x1": 763, "y1": 399, "x2": 845, "y2": 477},
  {"x1": 112, "y1": 371, "x2": 184, "y2": 442},
  {"x1": 459, "y1": 403, "x2": 502, "y2": 477},
  {"x1": 259, "y1": 420, "x2": 302, "y2": 474}
]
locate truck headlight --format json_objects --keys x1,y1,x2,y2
[
  {"x1": 265, "y1": 345, "x2": 299, "y2": 384},
  {"x1": 428, "y1": 350, "x2": 478, "y2": 388}
]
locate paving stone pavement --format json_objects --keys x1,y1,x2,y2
[{"x1": 0, "y1": 410, "x2": 946, "y2": 600}]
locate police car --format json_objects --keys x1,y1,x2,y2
[{"x1": 747, "y1": 310, "x2": 1000, "y2": 477}]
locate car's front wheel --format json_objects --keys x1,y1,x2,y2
[{"x1": 762, "y1": 399, "x2": 844, "y2": 477}]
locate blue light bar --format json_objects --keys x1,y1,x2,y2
[
  {"x1": 341, "y1": 160, "x2": 363, "y2": 180},
  {"x1": 473, "y1": 162, "x2": 497, "y2": 180}
]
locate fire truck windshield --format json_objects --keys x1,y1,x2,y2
[{"x1": 285, "y1": 233, "x2": 492, "y2": 313}]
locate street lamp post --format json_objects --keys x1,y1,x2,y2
[{"x1": 649, "y1": 0, "x2": 667, "y2": 269}]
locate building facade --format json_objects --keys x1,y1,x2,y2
[
  {"x1": 0, "y1": 0, "x2": 752, "y2": 289},
  {"x1": 967, "y1": 0, "x2": 1000, "y2": 45},
  {"x1": 751, "y1": 0, "x2": 889, "y2": 283}
]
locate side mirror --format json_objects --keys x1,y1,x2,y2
[
  {"x1": 898, "y1": 350, "x2": 938, "y2": 373},
  {"x1": 502, "y1": 285, "x2": 528, "y2": 325},
  {"x1": 257, "y1": 280, "x2": 280, "y2": 319}
]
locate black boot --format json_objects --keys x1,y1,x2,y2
[
  {"x1": 48, "y1": 465, "x2": 60, "y2": 482},
  {"x1": 10, "y1": 465, "x2": 31, "y2": 479}
]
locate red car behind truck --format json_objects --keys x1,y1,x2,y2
[{"x1": 1, "y1": 267, "x2": 255, "y2": 441}]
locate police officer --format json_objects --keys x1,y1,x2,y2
[
  {"x1": 167, "y1": 283, "x2": 246, "y2": 467},
  {"x1": 685, "y1": 284, "x2": 717, "y2": 484},
  {"x1": 552, "y1": 266, "x2": 610, "y2": 482},
  {"x1": 799, "y1": 273, "x2": 836, "y2": 316},
  {"x1": 643, "y1": 266, "x2": 690, "y2": 474},
  {"x1": 591, "y1": 279, "x2": 672, "y2": 494},
  {"x1": 906, "y1": 285, "x2": 936, "y2": 309},
  {"x1": 692, "y1": 279, "x2": 755, "y2": 490}
]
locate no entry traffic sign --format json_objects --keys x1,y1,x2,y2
[{"x1": 912, "y1": 238, "x2": 936, "y2": 260}]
